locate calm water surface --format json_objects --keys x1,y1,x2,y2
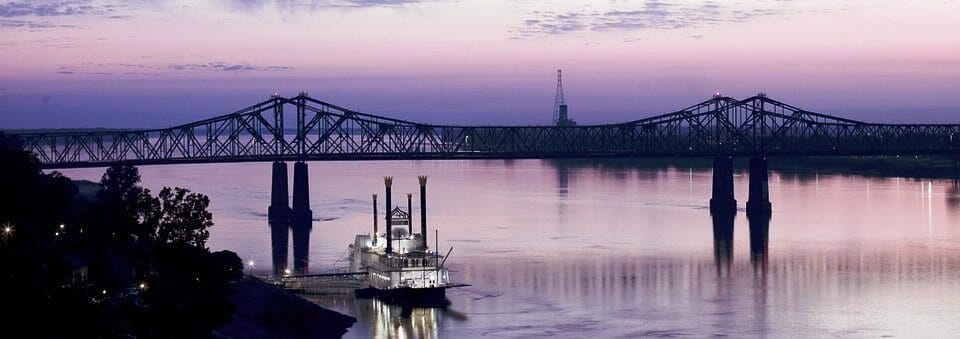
[{"x1": 59, "y1": 159, "x2": 960, "y2": 338}]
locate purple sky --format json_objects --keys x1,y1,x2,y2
[{"x1": 1, "y1": 0, "x2": 959, "y2": 129}]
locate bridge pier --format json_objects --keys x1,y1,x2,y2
[
  {"x1": 269, "y1": 161, "x2": 291, "y2": 220},
  {"x1": 291, "y1": 161, "x2": 313, "y2": 275},
  {"x1": 710, "y1": 155, "x2": 737, "y2": 214},
  {"x1": 268, "y1": 161, "x2": 291, "y2": 276},
  {"x1": 746, "y1": 156, "x2": 772, "y2": 216}
]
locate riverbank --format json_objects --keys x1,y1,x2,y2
[
  {"x1": 768, "y1": 155, "x2": 960, "y2": 179},
  {"x1": 548, "y1": 155, "x2": 960, "y2": 179},
  {"x1": 215, "y1": 277, "x2": 356, "y2": 339}
]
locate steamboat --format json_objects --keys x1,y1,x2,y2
[{"x1": 348, "y1": 176, "x2": 465, "y2": 306}]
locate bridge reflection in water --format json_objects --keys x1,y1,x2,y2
[{"x1": 713, "y1": 211, "x2": 771, "y2": 275}]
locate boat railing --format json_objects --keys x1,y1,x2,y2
[{"x1": 376, "y1": 254, "x2": 440, "y2": 269}]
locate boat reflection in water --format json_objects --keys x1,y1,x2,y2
[
  {"x1": 363, "y1": 298, "x2": 466, "y2": 339},
  {"x1": 303, "y1": 294, "x2": 466, "y2": 339}
]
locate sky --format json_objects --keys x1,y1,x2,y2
[{"x1": 1, "y1": 0, "x2": 959, "y2": 128}]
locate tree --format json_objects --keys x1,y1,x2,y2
[
  {"x1": 210, "y1": 250, "x2": 244, "y2": 281},
  {"x1": 86, "y1": 164, "x2": 160, "y2": 291},
  {"x1": 98, "y1": 164, "x2": 161, "y2": 242},
  {"x1": 157, "y1": 187, "x2": 213, "y2": 248},
  {"x1": 136, "y1": 245, "x2": 236, "y2": 338},
  {"x1": 101, "y1": 165, "x2": 143, "y2": 198},
  {"x1": 0, "y1": 133, "x2": 92, "y2": 337},
  {"x1": 1, "y1": 137, "x2": 236, "y2": 337}
]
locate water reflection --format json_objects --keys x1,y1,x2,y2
[
  {"x1": 291, "y1": 218, "x2": 311, "y2": 274},
  {"x1": 748, "y1": 213, "x2": 770, "y2": 275},
  {"x1": 363, "y1": 299, "x2": 442, "y2": 339},
  {"x1": 711, "y1": 211, "x2": 735, "y2": 276},
  {"x1": 451, "y1": 243, "x2": 960, "y2": 337},
  {"x1": 555, "y1": 161, "x2": 571, "y2": 197},
  {"x1": 54, "y1": 159, "x2": 960, "y2": 337},
  {"x1": 712, "y1": 211, "x2": 769, "y2": 279},
  {"x1": 269, "y1": 219, "x2": 289, "y2": 276},
  {"x1": 307, "y1": 294, "x2": 462, "y2": 339},
  {"x1": 948, "y1": 180, "x2": 960, "y2": 215},
  {"x1": 269, "y1": 218, "x2": 312, "y2": 275}
]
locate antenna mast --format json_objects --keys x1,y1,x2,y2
[
  {"x1": 552, "y1": 69, "x2": 576, "y2": 126},
  {"x1": 553, "y1": 69, "x2": 565, "y2": 125}
]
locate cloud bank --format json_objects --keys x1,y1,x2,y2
[
  {"x1": 53, "y1": 61, "x2": 296, "y2": 76},
  {"x1": 511, "y1": 0, "x2": 817, "y2": 39},
  {"x1": 0, "y1": 1, "x2": 120, "y2": 17}
]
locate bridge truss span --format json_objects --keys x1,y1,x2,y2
[{"x1": 10, "y1": 94, "x2": 960, "y2": 168}]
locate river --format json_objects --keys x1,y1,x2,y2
[{"x1": 58, "y1": 159, "x2": 960, "y2": 338}]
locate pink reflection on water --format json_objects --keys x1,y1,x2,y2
[{"x1": 55, "y1": 159, "x2": 960, "y2": 337}]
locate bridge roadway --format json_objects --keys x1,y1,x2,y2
[{"x1": 8, "y1": 93, "x2": 960, "y2": 169}]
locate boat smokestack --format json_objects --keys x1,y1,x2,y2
[
  {"x1": 372, "y1": 193, "x2": 378, "y2": 245},
  {"x1": 407, "y1": 193, "x2": 413, "y2": 234},
  {"x1": 419, "y1": 175, "x2": 428, "y2": 249},
  {"x1": 384, "y1": 176, "x2": 393, "y2": 254}
]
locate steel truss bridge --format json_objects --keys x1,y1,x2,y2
[{"x1": 10, "y1": 94, "x2": 960, "y2": 169}]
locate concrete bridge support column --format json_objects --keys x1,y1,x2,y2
[
  {"x1": 291, "y1": 161, "x2": 313, "y2": 275},
  {"x1": 269, "y1": 161, "x2": 291, "y2": 220},
  {"x1": 710, "y1": 155, "x2": 737, "y2": 214},
  {"x1": 268, "y1": 161, "x2": 291, "y2": 276},
  {"x1": 746, "y1": 156, "x2": 772, "y2": 216}
]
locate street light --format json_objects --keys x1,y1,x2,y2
[
  {"x1": 247, "y1": 260, "x2": 256, "y2": 275},
  {"x1": 1, "y1": 223, "x2": 12, "y2": 241}
]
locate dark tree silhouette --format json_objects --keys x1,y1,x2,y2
[
  {"x1": 1, "y1": 134, "x2": 241, "y2": 337},
  {"x1": 97, "y1": 164, "x2": 160, "y2": 244},
  {"x1": 0, "y1": 133, "x2": 92, "y2": 337},
  {"x1": 211, "y1": 249, "x2": 245, "y2": 281},
  {"x1": 136, "y1": 245, "x2": 238, "y2": 338},
  {"x1": 157, "y1": 187, "x2": 213, "y2": 248}
]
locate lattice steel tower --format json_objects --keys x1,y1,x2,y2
[{"x1": 552, "y1": 69, "x2": 576, "y2": 126}]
